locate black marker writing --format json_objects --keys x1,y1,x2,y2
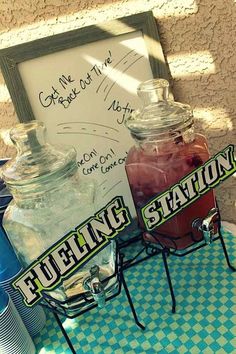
[
  {"x1": 59, "y1": 74, "x2": 75, "y2": 90},
  {"x1": 38, "y1": 51, "x2": 113, "y2": 110},
  {"x1": 108, "y1": 99, "x2": 134, "y2": 124},
  {"x1": 39, "y1": 86, "x2": 60, "y2": 108},
  {"x1": 101, "y1": 152, "x2": 128, "y2": 174},
  {"x1": 90, "y1": 51, "x2": 112, "y2": 77},
  {"x1": 77, "y1": 149, "x2": 98, "y2": 167},
  {"x1": 58, "y1": 88, "x2": 81, "y2": 109},
  {"x1": 80, "y1": 73, "x2": 93, "y2": 90}
]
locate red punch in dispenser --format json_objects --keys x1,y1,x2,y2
[{"x1": 125, "y1": 79, "x2": 217, "y2": 250}]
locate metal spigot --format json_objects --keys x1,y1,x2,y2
[
  {"x1": 192, "y1": 208, "x2": 218, "y2": 244},
  {"x1": 83, "y1": 265, "x2": 106, "y2": 308}
]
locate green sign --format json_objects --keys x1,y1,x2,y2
[{"x1": 141, "y1": 145, "x2": 235, "y2": 231}]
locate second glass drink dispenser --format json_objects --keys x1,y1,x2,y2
[{"x1": 125, "y1": 79, "x2": 217, "y2": 249}]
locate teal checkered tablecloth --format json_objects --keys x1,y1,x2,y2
[{"x1": 34, "y1": 229, "x2": 236, "y2": 354}]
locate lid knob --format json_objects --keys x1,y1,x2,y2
[
  {"x1": 124, "y1": 78, "x2": 193, "y2": 138},
  {"x1": 137, "y1": 79, "x2": 169, "y2": 105},
  {"x1": 10, "y1": 121, "x2": 46, "y2": 155}
]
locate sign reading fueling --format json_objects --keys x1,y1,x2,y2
[{"x1": 13, "y1": 197, "x2": 131, "y2": 306}]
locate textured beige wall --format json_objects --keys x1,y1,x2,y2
[{"x1": 0, "y1": 0, "x2": 235, "y2": 222}]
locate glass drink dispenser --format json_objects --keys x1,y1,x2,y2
[
  {"x1": 125, "y1": 79, "x2": 217, "y2": 250},
  {"x1": 1, "y1": 122, "x2": 117, "y2": 309}
]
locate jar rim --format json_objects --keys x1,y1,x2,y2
[{"x1": 125, "y1": 78, "x2": 193, "y2": 137}]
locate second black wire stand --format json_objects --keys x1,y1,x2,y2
[
  {"x1": 140, "y1": 209, "x2": 236, "y2": 313},
  {"x1": 40, "y1": 244, "x2": 145, "y2": 354}
]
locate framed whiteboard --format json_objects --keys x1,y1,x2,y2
[{"x1": 0, "y1": 11, "x2": 169, "y2": 216}]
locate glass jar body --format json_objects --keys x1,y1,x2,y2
[
  {"x1": 3, "y1": 172, "x2": 117, "y2": 309},
  {"x1": 125, "y1": 131, "x2": 216, "y2": 249}
]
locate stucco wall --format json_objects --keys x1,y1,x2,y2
[{"x1": 0, "y1": 0, "x2": 235, "y2": 222}]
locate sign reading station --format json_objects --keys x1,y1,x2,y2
[
  {"x1": 141, "y1": 145, "x2": 236, "y2": 231},
  {"x1": 13, "y1": 196, "x2": 131, "y2": 307}
]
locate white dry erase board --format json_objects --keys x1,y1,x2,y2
[{"x1": 0, "y1": 12, "x2": 169, "y2": 216}]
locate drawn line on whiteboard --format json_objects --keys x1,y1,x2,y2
[
  {"x1": 99, "y1": 180, "x2": 108, "y2": 187},
  {"x1": 96, "y1": 49, "x2": 135, "y2": 93},
  {"x1": 103, "y1": 84, "x2": 109, "y2": 93},
  {"x1": 99, "y1": 180, "x2": 108, "y2": 190},
  {"x1": 57, "y1": 122, "x2": 119, "y2": 132},
  {"x1": 103, "y1": 180, "x2": 122, "y2": 197},
  {"x1": 57, "y1": 132, "x2": 119, "y2": 143},
  {"x1": 104, "y1": 55, "x2": 144, "y2": 102}
]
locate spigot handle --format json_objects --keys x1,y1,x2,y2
[
  {"x1": 202, "y1": 208, "x2": 218, "y2": 230},
  {"x1": 192, "y1": 208, "x2": 218, "y2": 244},
  {"x1": 83, "y1": 265, "x2": 106, "y2": 308}
]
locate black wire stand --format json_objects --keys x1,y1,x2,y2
[
  {"x1": 137, "y1": 209, "x2": 236, "y2": 314},
  {"x1": 40, "y1": 207, "x2": 235, "y2": 353},
  {"x1": 40, "y1": 244, "x2": 145, "y2": 354}
]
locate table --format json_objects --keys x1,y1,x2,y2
[{"x1": 34, "y1": 228, "x2": 236, "y2": 354}]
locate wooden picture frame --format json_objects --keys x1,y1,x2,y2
[
  {"x1": 0, "y1": 11, "x2": 169, "y2": 216},
  {"x1": 0, "y1": 11, "x2": 168, "y2": 122}
]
